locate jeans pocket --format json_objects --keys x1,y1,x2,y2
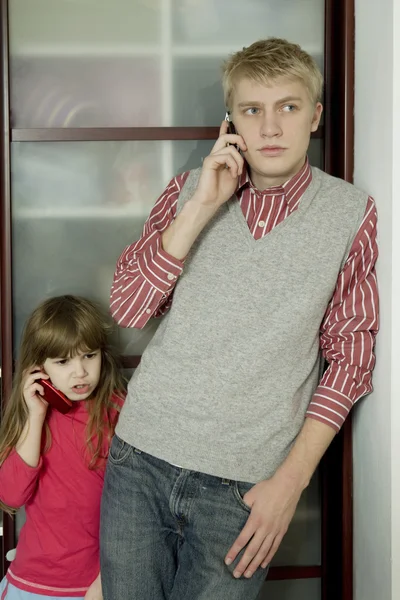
[
  {"x1": 108, "y1": 434, "x2": 133, "y2": 465},
  {"x1": 232, "y1": 480, "x2": 253, "y2": 513}
]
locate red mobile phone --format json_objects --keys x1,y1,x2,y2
[{"x1": 39, "y1": 379, "x2": 73, "y2": 414}]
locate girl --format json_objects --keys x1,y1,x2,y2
[{"x1": 0, "y1": 295, "x2": 125, "y2": 600}]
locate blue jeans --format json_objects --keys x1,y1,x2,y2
[{"x1": 100, "y1": 435, "x2": 267, "y2": 600}]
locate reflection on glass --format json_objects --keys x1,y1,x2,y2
[
  {"x1": 173, "y1": 58, "x2": 225, "y2": 127},
  {"x1": 259, "y1": 578, "x2": 321, "y2": 600},
  {"x1": 172, "y1": 0, "x2": 324, "y2": 50},
  {"x1": 11, "y1": 140, "x2": 213, "y2": 356},
  {"x1": 9, "y1": 0, "x2": 324, "y2": 127},
  {"x1": 9, "y1": 0, "x2": 162, "y2": 127},
  {"x1": 11, "y1": 57, "x2": 162, "y2": 128},
  {"x1": 10, "y1": 0, "x2": 162, "y2": 50}
]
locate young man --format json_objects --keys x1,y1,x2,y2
[{"x1": 101, "y1": 38, "x2": 379, "y2": 600}]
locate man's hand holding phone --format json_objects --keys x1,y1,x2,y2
[
  {"x1": 193, "y1": 119, "x2": 246, "y2": 211},
  {"x1": 161, "y1": 119, "x2": 246, "y2": 262}
]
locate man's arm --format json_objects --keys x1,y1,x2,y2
[
  {"x1": 110, "y1": 173, "x2": 189, "y2": 328},
  {"x1": 225, "y1": 197, "x2": 379, "y2": 578},
  {"x1": 224, "y1": 418, "x2": 334, "y2": 579},
  {"x1": 111, "y1": 121, "x2": 247, "y2": 328},
  {"x1": 306, "y1": 196, "x2": 379, "y2": 430}
]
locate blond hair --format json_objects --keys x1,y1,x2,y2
[
  {"x1": 0, "y1": 295, "x2": 126, "y2": 515},
  {"x1": 222, "y1": 38, "x2": 323, "y2": 108}
]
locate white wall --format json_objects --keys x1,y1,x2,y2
[{"x1": 354, "y1": 0, "x2": 400, "y2": 598}]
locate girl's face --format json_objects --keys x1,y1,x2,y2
[{"x1": 42, "y1": 349, "x2": 102, "y2": 402}]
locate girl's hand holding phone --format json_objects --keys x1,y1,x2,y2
[
  {"x1": 22, "y1": 368, "x2": 50, "y2": 419},
  {"x1": 193, "y1": 119, "x2": 247, "y2": 211}
]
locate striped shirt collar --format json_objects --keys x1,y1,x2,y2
[{"x1": 237, "y1": 158, "x2": 312, "y2": 208}]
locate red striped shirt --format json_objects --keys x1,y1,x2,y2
[{"x1": 110, "y1": 161, "x2": 379, "y2": 432}]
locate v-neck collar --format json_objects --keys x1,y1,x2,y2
[{"x1": 228, "y1": 167, "x2": 322, "y2": 250}]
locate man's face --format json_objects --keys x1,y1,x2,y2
[{"x1": 230, "y1": 77, "x2": 323, "y2": 189}]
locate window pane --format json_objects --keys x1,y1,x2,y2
[
  {"x1": 9, "y1": 0, "x2": 163, "y2": 127},
  {"x1": 172, "y1": 0, "x2": 324, "y2": 49},
  {"x1": 9, "y1": 0, "x2": 324, "y2": 127},
  {"x1": 11, "y1": 140, "x2": 213, "y2": 356}
]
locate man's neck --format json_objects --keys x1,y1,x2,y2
[{"x1": 249, "y1": 158, "x2": 307, "y2": 192}]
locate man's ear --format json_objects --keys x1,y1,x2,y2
[{"x1": 311, "y1": 102, "x2": 323, "y2": 132}]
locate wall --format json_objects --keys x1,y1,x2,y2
[{"x1": 353, "y1": 0, "x2": 400, "y2": 598}]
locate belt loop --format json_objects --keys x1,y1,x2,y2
[{"x1": 221, "y1": 478, "x2": 231, "y2": 486}]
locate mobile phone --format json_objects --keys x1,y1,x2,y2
[
  {"x1": 39, "y1": 379, "x2": 73, "y2": 414},
  {"x1": 225, "y1": 111, "x2": 238, "y2": 149},
  {"x1": 225, "y1": 111, "x2": 237, "y2": 135}
]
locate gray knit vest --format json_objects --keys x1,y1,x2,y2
[{"x1": 116, "y1": 167, "x2": 368, "y2": 483}]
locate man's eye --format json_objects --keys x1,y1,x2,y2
[
  {"x1": 245, "y1": 107, "x2": 260, "y2": 115},
  {"x1": 282, "y1": 104, "x2": 297, "y2": 112}
]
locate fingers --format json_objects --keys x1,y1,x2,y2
[
  {"x1": 219, "y1": 119, "x2": 230, "y2": 137},
  {"x1": 225, "y1": 510, "x2": 287, "y2": 579},
  {"x1": 23, "y1": 370, "x2": 48, "y2": 387},
  {"x1": 215, "y1": 121, "x2": 247, "y2": 153},
  {"x1": 225, "y1": 518, "x2": 255, "y2": 566},
  {"x1": 261, "y1": 533, "x2": 284, "y2": 568},
  {"x1": 31, "y1": 382, "x2": 46, "y2": 398},
  {"x1": 240, "y1": 533, "x2": 281, "y2": 578},
  {"x1": 22, "y1": 369, "x2": 49, "y2": 399},
  {"x1": 232, "y1": 529, "x2": 269, "y2": 578},
  {"x1": 203, "y1": 146, "x2": 245, "y2": 178}
]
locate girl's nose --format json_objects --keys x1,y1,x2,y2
[{"x1": 73, "y1": 361, "x2": 87, "y2": 377}]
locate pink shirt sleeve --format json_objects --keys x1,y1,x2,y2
[
  {"x1": 110, "y1": 172, "x2": 190, "y2": 328},
  {"x1": 306, "y1": 197, "x2": 379, "y2": 431},
  {"x1": 0, "y1": 449, "x2": 42, "y2": 508}
]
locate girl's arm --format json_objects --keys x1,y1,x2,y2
[
  {"x1": 84, "y1": 572, "x2": 102, "y2": 600},
  {"x1": 15, "y1": 412, "x2": 46, "y2": 467},
  {"x1": 0, "y1": 369, "x2": 49, "y2": 508}
]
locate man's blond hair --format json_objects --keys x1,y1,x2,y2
[{"x1": 222, "y1": 38, "x2": 323, "y2": 109}]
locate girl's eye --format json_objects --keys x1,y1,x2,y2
[
  {"x1": 85, "y1": 352, "x2": 98, "y2": 359},
  {"x1": 56, "y1": 359, "x2": 68, "y2": 365}
]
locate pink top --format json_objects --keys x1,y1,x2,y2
[
  {"x1": 110, "y1": 161, "x2": 379, "y2": 432},
  {"x1": 0, "y1": 395, "x2": 123, "y2": 597}
]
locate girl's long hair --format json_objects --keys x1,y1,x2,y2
[{"x1": 0, "y1": 295, "x2": 126, "y2": 514}]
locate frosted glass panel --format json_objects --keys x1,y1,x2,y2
[
  {"x1": 9, "y1": 0, "x2": 324, "y2": 127},
  {"x1": 11, "y1": 140, "x2": 213, "y2": 356},
  {"x1": 258, "y1": 578, "x2": 321, "y2": 600},
  {"x1": 172, "y1": 0, "x2": 324, "y2": 49},
  {"x1": 11, "y1": 56, "x2": 162, "y2": 127},
  {"x1": 9, "y1": 0, "x2": 162, "y2": 127}
]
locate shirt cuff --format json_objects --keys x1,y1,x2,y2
[
  {"x1": 137, "y1": 233, "x2": 184, "y2": 294},
  {"x1": 306, "y1": 385, "x2": 353, "y2": 432}
]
